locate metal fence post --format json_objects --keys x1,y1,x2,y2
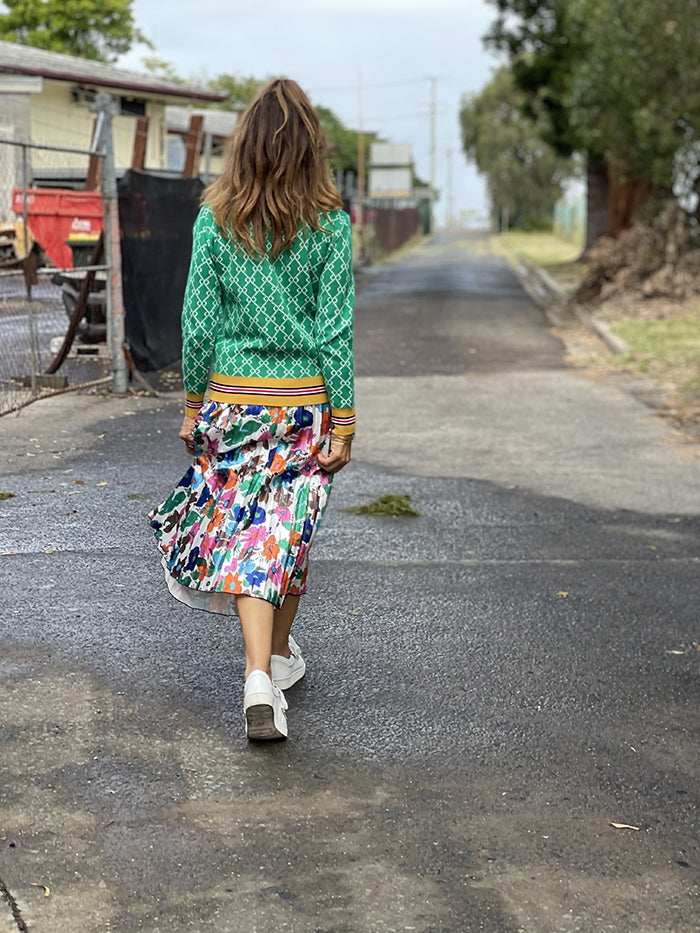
[
  {"x1": 93, "y1": 93, "x2": 128, "y2": 395},
  {"x1": 21, "y1": 141, "x2": 38, "y2": 395}
]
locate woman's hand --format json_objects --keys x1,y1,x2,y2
[
  {"x1": 179, "y1": 415, "x2": 197, "y2": 455},
  {"x1": 318, "y1": 433, "x2": 352, "y2": 473}
]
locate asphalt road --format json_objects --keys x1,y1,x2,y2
[{"x1": 1, "y1": 232, "x2": 698, "y2": 933}]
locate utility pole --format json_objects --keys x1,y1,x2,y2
[
  {"x1": 429, "y1": 76, "x2": 437, "y2": 233},
  {"x1": 93, "y1": 93, "x2": 128, "y2": 395},
  {"x1": 357, "y1": 70, "x2": 366, "y2": 262},
  {"x1": 446, "y1": 148, "x2": 453, "y2": 229}
]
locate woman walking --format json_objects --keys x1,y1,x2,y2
[{"x1": 149, "y1": 78, "x2": 355, "y2": 741}]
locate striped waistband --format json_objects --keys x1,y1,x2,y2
[{"x1": 207, "y1": 373, "x2": 329, "y2": 407}]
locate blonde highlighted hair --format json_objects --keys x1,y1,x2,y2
[{"x1": 204, "y1": 78, "x2": 342, "y2": 258}]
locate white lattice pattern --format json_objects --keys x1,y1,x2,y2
[{"x1": 181, "y1": 207, "x2": 354, "y2": 411}]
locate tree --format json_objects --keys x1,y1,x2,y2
[
  {"x1": 485, "y1": 0, "x2": 700, "y2": 243},
  {"x1": 484, "y1": 0, "x2": 609, "y2": 247},
  {"x1": 314, "y1": 104, "x2": 383, "y2": 189},
  {"x1": 0, "y1": 0, "x2": 151, "y2": 63},
  {"x1": 460, "y1": 66, "x2": 572, "y2": 230},
  {"x1": 486, "y1": 0, "x2": 582, "y2": 156},
  {"x1": 140, "y1": 56, "x2": 186, "y2": 86},
  {"x1": 566, "y1": 0, "x2": 700, "y2": 227},
  {"x1": 315, "y1": 105, "x2": 362, "y2": 173},
  {"x1": 206, "y1": 74, "x2": 265, "y2": 112},
  {"x1": 140, "y1": 62, "x2": 265, "y2": 109}
]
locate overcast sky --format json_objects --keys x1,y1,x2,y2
[{"x1": 119, "y1": 0, "x2": 502, "y2": 226}]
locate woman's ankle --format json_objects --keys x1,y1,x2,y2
[{"x1": 270, "y1": 642, "x2": 291, "y2": 659}]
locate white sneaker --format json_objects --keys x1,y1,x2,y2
[
  {"x1": 243, "y1": 670, "x2": 288, "y2": 740},
  {"x1": 270, "y1": 634, "x2": 306, "y2": 690}
]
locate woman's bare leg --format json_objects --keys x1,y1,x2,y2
[
  {"x1": 271, "y1": 595, "x2": 300, "y2": 658},
  {"x1": 236, "y1": 595, "x2": 274, "y2": 679}
]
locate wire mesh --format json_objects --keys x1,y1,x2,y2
[{"x1": 0, "y1": 138, "x2": 110, "y2": 415}]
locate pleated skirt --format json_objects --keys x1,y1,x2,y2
[{"x1": 149, "y1": 401, "x2": 333, "y2": 613}]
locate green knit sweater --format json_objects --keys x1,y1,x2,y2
[{"x1": 181, "y1": 205, "x2": 355, "y2": 434}]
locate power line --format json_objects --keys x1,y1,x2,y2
[
  {"x1": 311, "y1": 76, "x2": 431, "y2": 94},
  {"x1": 364, "y1": 105, "x2": 449, "y2": 123}
]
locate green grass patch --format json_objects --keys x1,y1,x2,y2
[
  {"x1": 343, "y1": 493, "x2": 421, "y2": 517},
  {"x1": 607, "y1": 315, "x2": 700, "y2": 394},
  {"x1": 499, "y1": 231, "x2": 583, "y2": 266},
  {"x1": 0, "y1": 491, "x2": 15, "y2": 499},
  {"x1": 540, "y1": 259, "x2": 585, "y2": 295},
  {"x1": 494, "y1": 231, "x2": 586, "y2": 295}
]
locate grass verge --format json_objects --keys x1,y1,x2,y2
[
  {"x1": 498, "y1": 231, "x2": 586, "y2": 295},
  {"x1": 562, "y1": 300, "x2": 700, "y2": 438},
  {"x1": 601, "y1": 310, "x2": 700, "y2": 398},
  {"x1": 494, "y1": 230, "x2": 700, "y2": 438},
  {"x1": 499, "y1": 230, "x2": 583, "y2": 266}
]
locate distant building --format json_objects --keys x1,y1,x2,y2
[{"x1": 368, "y1": 143, "x2": 413, "y2": 201}]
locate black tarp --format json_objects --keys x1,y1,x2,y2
[{"x1": 119, "y1": 170, "x2": 204, "y2": 372}]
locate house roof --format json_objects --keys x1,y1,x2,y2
[{"x1": 0, "y1": 40, "x2": 227, "y2": 104}]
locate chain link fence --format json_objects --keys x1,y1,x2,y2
[{"x1": 0, "y1": 138, "x2": 111, "y2": 415}]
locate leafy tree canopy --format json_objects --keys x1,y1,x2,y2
[
  {"x1": 485, "y1": 0, "x2": 586, "y2": 157},
  {"x1": 565, "y1": 0, "x2": 700, "y2": 189},
  {"x1": 139, "y1": 56, "x2": 186, "y2": 86},
  {"x1": 206, "y1": 74, "x2": 265, "y2": 112},
  {"x1": 0, "y1": 0, "x2": 151, "y2": 63},
  {"x1": 460, "y1": 66, "x2": 572, "y2": 228},
  {"x1": 315, "y1": 104, "x2": 373, "y2": 175},
  {"x1": 486, "y1": 0, "x2": 700, "y2": 190}
]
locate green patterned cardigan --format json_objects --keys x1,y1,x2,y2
[{"x1": 181, "y1": 205, "x2": 355, "y2": 435}]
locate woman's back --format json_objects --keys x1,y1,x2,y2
[
  {"x1": 181, "y1": 77, "x2": 355, "y2": 430},
  {"x1": 182, "y1": 204, "x2": 354, "y2": 409}
]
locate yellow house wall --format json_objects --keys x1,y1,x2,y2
[
  {"x1": 202, "y1": 151, "x2": 227, "y2": 176},
  {"x1": 202, "y1": 132, "x2": 234, "y2": 177},
  {"x1": 30, "y1": 80, "x2": 167, "y2": 171}
]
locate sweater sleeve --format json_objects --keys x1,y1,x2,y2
[
  {"x1": 314, "y1": 212, "x2": 355, "y2": 435},
  {"x1": 181, "y1": 209, "x2": 222, "y2": 416}
]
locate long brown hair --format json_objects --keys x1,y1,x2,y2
[{"x1": 204, "y1": 78, "x2": 342, "y2": 258}]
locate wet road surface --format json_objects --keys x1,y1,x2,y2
[{"x1": 1, "y1": 232, "x2": 698, "y2": 933}]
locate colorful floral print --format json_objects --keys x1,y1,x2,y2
[{"x1": 150, "y1": 402, "x2": 333, "y2": 613}]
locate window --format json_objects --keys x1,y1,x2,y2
[{"x1": 120, "y1": 97, "x2": 146, "y2": 117}]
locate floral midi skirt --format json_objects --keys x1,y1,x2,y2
[{"x1": 149, "y1": 401, "x2": 333, "y2": 614}]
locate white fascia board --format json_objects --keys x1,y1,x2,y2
[{"x1": 0, "y1": 76, "x2": 43, "y2": 93}]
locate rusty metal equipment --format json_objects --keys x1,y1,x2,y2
[{"x1": 0, "y1": 220, "x2": 35, "y2": 266}]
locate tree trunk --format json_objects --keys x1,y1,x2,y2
[
  {"x1": 584, "y1": 154, "x2": 610, "y2": 253},
  {"x1": 608, "y1": 176, "x2": 652, "y2": 237}
]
